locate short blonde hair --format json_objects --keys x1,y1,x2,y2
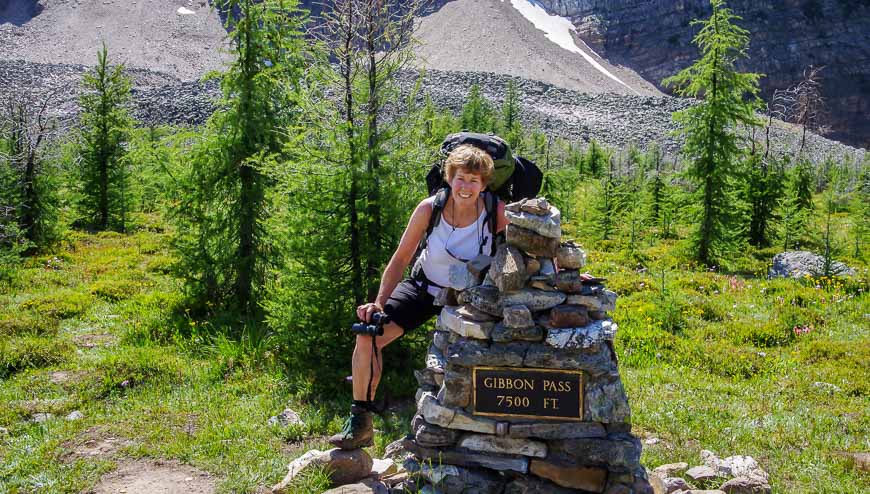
[{"x1": 443, "y1": 145, "x2": 494, "y2": 186}]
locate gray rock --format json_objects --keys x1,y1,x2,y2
[
  {"x1": 663, "y1": 477, "x2": 691, "y2": 493},
  {"x1": 769, "y1": 251, "x2": 856, "y2": 278},
  {"x1": 456, "y1": 304, "x2": 498, "y2": 322},
  {"x1": 500, "y1": 288, "x2": 566, "y2": 312},
  {"x1": 685, "y1": 465, "x2": 719, "y2": 483},
  {"x1": 654, "y1": 463, "x2": 689, "y2": 478},
  {"x1": 506, "y1": 224, "x2": 560, "y2": 257},
  {"x1": 415, "y1": 368, "x2": 440, "y2": 388},
  {"x1": 504, "y1": 475, "x2": 583, "y2": 494},
  {"x1": 448, "y1": 263, "x2": 480, "y2": 290},
  {"x1": 458, "y1": 433, "x2": 547, "y2": 458},
  {"x1": 383, "y1": 438, "x2": 410, "y2": 461},
  {"x1": 31, "y1": 413, "x2": 53, "y2": 423},
  {"x1": 567, "y1": 290, "x2": 617, "y2": 311},
  {"x1": 503, "y1": 304, "x2": 534, "y2": 328},
  {"x1": 508, "y1": 421, "x2": 606, "y2": 440},
  {"x1": 440, "y1": 369, "x2": 472, "y2": 407},
  {"x1": 549, "y1": 304, "x2": 590, "y2": 328},
  {"x1": 520, "y1": 197, "x2": 552, "y2": 215},
  {"x1": 505, "y1": 207, "x2": 562, "y2": 238},
  {"x1": 528, "y1": 459, "x2": 608, "y2": 491},
  {"x1": 719, "y1": 476, "x2": 771, "y2": 494},
  {"x1": 440, "y1": 306, "x2": 495, "y2": 339},
  {"x1": 491, "y1": 244, "x2": 529, "y2": 292},
  {"x1": 546, "y1": 319, "x2": 618, "y2": 349},
  {"x1": 418, "y1": 392, "x2": 497, "y2": 434},
  {"x1": 426, "y1": 343, "x2": 446, "y2": 373},
  {"x1": 448, "y1": 339, "x2": 527, "y2": 367},
  {"x1": 467, "y1": 254, "x2": 493, "y2": 278},
  {"x1": 491, "y1": 324, "x2": 544, "y2": 343},
  {"x1": 415, "y1": 420, "x2": 460, "y2": 448},
  {"x1": 432, "y1": 330, "x2": 451, "y2": 353},
  {"x1": 457, "y1": 285, "x2": 502, "y2": 316},
  {"x1": 557, "y1": 241, "x2": 587, "y2": 269},
  {"x1": 555, "y1": 270, "x2": 590, "y2": 293},
  {"x1": 717, "y1": 456, "x2": 768, "y2": 481},
  {"x1": 65, "y1": 410, "x2": 84, "y2": 421},
  {"x1": 524, "y1": 344, "x2": 617, "y2": 375},
  {"x1": 525, "y1": 257, "x2": 541, "y2": 275},
  {"x1": 434, "y1": 288, "x2": 459, "y2": 307},
  {"x1": 321, "y1": 480, "x2": 389, "y2": 494},
  {"x1": 418, "y1": 463, "x2": 504, "y2": 494},
  {"x1": 585, "y1": 376, "x2": 631, "y2": 423},
  {"x1": 547, "y1": 436, "x2": 642, "y2": 469},
  {"x1": 403, "y1": 438, "x2": 529, "y2": 474},
  {"x1": 538, "y1": 258, "x2": 557, "y2": 282}
]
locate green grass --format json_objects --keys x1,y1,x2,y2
[{"x1": 0, "y1": 226, "x2": 867, "y2": 493}]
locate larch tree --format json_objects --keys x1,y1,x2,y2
[
  {"x1": 77, "y1": 43, "x2": 134, "y2": 232},
  {"x1": 173, "y1": 0, "x2": 311, "y2": 319},
  {"x1": 663, "y1": 0, "x2": 762, "y2": 267}
]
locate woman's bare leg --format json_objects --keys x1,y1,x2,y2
[{"x1": 351, "y1": 322, "x2": 404, "y2": 401}]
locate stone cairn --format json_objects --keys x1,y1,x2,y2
[{"x1": 402, "y1": 197, "x2": 652, "y2": 494}]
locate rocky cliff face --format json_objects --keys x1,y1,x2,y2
[{"x1": 537, "y1": 0, "x2": 870, "y2": 149}]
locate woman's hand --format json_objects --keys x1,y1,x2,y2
[
  {"x1": 357, "y1": 302, "x2": 384, "y2": 323},
  {"x1": 579, "y1": 272, "x2": 594, "y2": 281}
]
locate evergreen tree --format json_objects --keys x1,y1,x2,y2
[
  {"x1": 460, "y1": 84, "x2": 495, "y2": 133},
  {"x1": 584, "y1": 140, "x2": 608, "y2": 178},
  {"x1": 593, "y1": 157, "x2": 619, "y2": 240},
  {"x1": 173, "y1": 0, "x2": 310, "y2": 318},
  {"x1": 663, "y1": 0, "x2": 762, "y2": 267},
  {"x1": 851, "y1": 164, "x2": 869, "y2": 259},
  {"x1": 777, "y1": 166, "x2": 812, "y2": 250},
  {"x1": 0, "y1": 93, "x2": 62, "y2": 250},
  {"x1": 744, "y1": 151, "x2": 784, "y2": 247},
  {"x1": 264, "y1": 0, "x2": 429, "y2": 386},
  {"x1": 500, "y1": 79, "x2": 523, "y2": 148},
  {"x1": 76, "y1": 43, "x2": 134, "y2": 231}
]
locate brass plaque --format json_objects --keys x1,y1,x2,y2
[{"x1": 472, "y1": 366, "x2": 584, "y2": 420}]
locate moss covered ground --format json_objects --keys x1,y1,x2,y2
[{"x1": 0, "y1": 227, "x2": 867, "y2": 493}]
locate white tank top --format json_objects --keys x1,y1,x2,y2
[{"x1": 418, "y1": 203, "x2": 493, "y2": 296}]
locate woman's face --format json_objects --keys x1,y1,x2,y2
[{"x1": 449, "y1": 169, "x2": 485, "y2": 206}]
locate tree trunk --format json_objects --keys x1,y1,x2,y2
[{"x1": 364, "y1": 0, "x2": 382, "y2": 302}]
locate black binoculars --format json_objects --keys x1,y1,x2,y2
[{"x1": 350, "y1": 311, "x2": 391, "y2": 337}]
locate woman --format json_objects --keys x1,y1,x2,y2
[{"x1": 329, "y1": 144, "x2": 508, "y2": 450}]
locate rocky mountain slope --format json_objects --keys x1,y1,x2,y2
[
  {"x1": 0, "y1": 0, "x2": 865, "y2": 162},
  {"x1": 535, "y1": 0, "x2": 870, "y2": 148}
]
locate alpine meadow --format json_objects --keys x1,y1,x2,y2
[{"x1": 0, "y1": 1, "x2": 867, "y2": 493}]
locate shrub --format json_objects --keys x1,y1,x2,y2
[
  {"x1": 20, "y1": 289, "x2": 91, "y2": 319},
  {"x1": 739, "y1": 321, "x2": 794, "y2": 347},
  {"x1": 0, "y1": 336, "x2": 72, "y2": 378},
  {"x1": 0, "y1": 312, "x2": 60, "y2": 337},
  {"x1": 91, "y1": 346, "x2": 186, "y2": 396},
  {"x1": 680, "y1": 339, "x2": 770, "y2": 379},
  {"x1": 89, "y1": 278, "x2": 142, "y2": 301}
]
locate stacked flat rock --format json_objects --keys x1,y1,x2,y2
[{"x1": 405, "y1": 197, "x2": 651, "y2": 494}]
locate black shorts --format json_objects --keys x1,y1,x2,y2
[{"x1": 383, "y1": 279, "x2": 441, "y2": 332}]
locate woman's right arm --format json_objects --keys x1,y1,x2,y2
[{"x1": 357, "y1": 198, "x2": 433, "y2": 322}]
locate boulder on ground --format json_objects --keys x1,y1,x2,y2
[
  {"x1": 768, "y1": 251, "x2": 856, "y2": 279},
  {"x1": 271, "y1": 448, "x2": 373, "y2": 492},
  {"x1": 719, "y1": 475, "x2": 771, "y2": 494}
]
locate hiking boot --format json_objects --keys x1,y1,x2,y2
[{"x1": 328, "y1": 406, "x2": 374, "y2": 450}]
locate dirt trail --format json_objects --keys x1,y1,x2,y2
[{"x1": 89, "y1": 459, "x2": 216, "y2": 494}]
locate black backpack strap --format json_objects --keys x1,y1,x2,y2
[
  {"x1": 481, "y1": 191, "x2": 500, "y2": 256},
  {"x1": 410, "y1": 188, "x2": 450, "y2": 291}
]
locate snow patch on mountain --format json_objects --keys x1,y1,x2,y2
[{"x1": 504, "y1": 0, "x2": 638, "y2": 95}]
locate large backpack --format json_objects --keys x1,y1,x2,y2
[{"x1": 411, "y1": 132, "x2": 543, "y2": 289}]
